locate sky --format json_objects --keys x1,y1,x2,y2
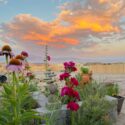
[{"x1": 0, "y1": 0, "x2": 125, "y2": 63}]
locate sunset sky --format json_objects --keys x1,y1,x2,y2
[{"x1": 0, "y1": 0, "x2": 125, "y2": 63}]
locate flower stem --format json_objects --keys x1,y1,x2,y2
[{"x1": 5, "y1": 55, "x2": 9, "y2": 65}]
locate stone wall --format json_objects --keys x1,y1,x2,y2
[{"x1": 32, "y1": 92, "x2": 118, "y2": 125}]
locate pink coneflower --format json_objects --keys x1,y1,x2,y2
[
  {"x1": 21, "y1": 51, "x2": 29, "y2": 58},
  {"x1": 6, "y1": 58, "x2": 23, "y2": 72}
]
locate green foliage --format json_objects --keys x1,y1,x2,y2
[
  {"x1": 80, "y1": 67, "x2": 89, "y2": 74},
  {"x1": 75, "y1": 73, "x2": 82, "y2": 83},
  {"x1": 45, "y1": 110, "x2": 66, "y2": 125},
  {"x1": 28, "y1": 82, "x2": 39, "y2": 92},
  {"x1": 23, "y1": 95, "x2": 39, "y2": 110},
  {"x1": 105, "y1": 84, "x2": 119, "y2": 96},
  {"x1": 0, "y1": 83, "x2": 41, "y2": 125},
  {"x1": 71, "y1": 97, "x2": 113, "y2": 125},
  {"x1": 77, "y1": 81, "x2": 106, "y2": 100},
  {"x1": 71, "y1": 82, "x2": 113, "y2": 125}
]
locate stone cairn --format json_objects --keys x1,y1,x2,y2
[
  {"x1": 43, "y1": 45, "x2": 61, "y2": 110},
  {"x1": 43, "y1": 44, "x2": 56, "y2": 84}
]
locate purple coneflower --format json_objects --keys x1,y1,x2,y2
[
  {"x1": 6, "y1": 58, "x2": 23, "y2": 72},
  {"x1": 1, "y1": 45, "x2": 13, "y2": 64},
  {"x1": 2, "y1": 45, "x2": 12, "y2": 52}
]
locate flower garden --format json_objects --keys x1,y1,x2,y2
[{"x1": 0, "y1": 45, "x2": 124, "y2": 125}]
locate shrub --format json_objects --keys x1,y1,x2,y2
[
  {"x1": 105, "y1": 84, "x2": 119, "y2": 96},
  {"x1": 71, "y1": 82, "x2": 113, "y2": 125},
  {"x1": 71, "y1": 96, "x2": 113, "y2": 125},
  {"x1": 80, "y1": 67, "x2": 89, "y2": 74}
]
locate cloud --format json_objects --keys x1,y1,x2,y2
[
  {"x1": 1, "y1": 14, "x2": 79, "y2": 48},
  {"x1": 0, "y1": 0, "x2": 8, "y2": 4},
  {"x1": 0, "y1": 0, "x2": 125, "y2": 62}
]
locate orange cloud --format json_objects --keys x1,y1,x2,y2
[
  {"x1": 23, "y1": 31, "x2": 79, "y2": 45},
  {"x1": 74, "y1": 17, "x2": 120, "y2": 32},
  {"x1": 23, "y1": 32, "x2": 51, "y2": 42}
]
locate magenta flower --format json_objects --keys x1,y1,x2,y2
[
  {"x1": 72, "y1": 90, "x2": 80, "y2": 100},
  {"x1": 67, "y1": 101, "x2": 79, "y2": 111},
  {"x1": 61, "y1": 86, "x2": 80, "y2": 100},
  {"x1": 70, "y1": 77, "x2": 79, "y2": 86},
  {"x1": 47, "y1": 56, "x2": 51, "y2": 61},
  {"x1": 6, "y1": 58, "x2": 23, "y2": 72},
  {"x1": 61, "y1": 86, "x2": 72, "y2": 96},
  {"x1": 64, "y1": 62, "x2": 68, "y2": 67},
  {"x1": 69, "y1": 61, "x2": 75, "y2": 67},
  {"x1": 60, "y1": 61, "x2": 80, "y2": 112},
  {"x1": 60, "y1": 72, "x2": 70, "y2": 80},
  {"x1": 21, "y1": 51, "x2": 29, "y2": 58},
  {"x1": 64, "y1": 61, "x2": 75, "y2": 68},
  {"x1": 71, "y1": 67, "x2": 77, "y2": 71},
  {"x1": 64, "y1": 61, "x2": 77, "y2": 72}
]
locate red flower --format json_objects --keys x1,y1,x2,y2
[
  {"x1": 61, "y1": 86, "x2": 80, "y2": 100},
  {"x1": 71, "y1": 77, "x2": 79, "y2": 86},
  {"x1": 71, "y1": 66, "x2": 77, "y2": 71},
  {"x1": 64, "y1": 61, "x2": 77, "y2": 72},
  {"x1": 67, "y1": 101, "x2": 79, "y2": 111},
  {"x1": 60, "y1": 61, "x2": 80, "y2": 112},
  {"x1": 61, "y1": 86, "x2": 73, "y2": 96},
  {"x1": 59, "y1": 72, "x2": 70, "y2": 80},
  {"x1": 72, "y1": 90, "x2": 80, "y2": 100},
  {"x1": 64, "y1": 61, "x2": 75, "y2": 68},
  {"x1": 69, "y1": 61, "x2": 75, "y2": 67}
]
